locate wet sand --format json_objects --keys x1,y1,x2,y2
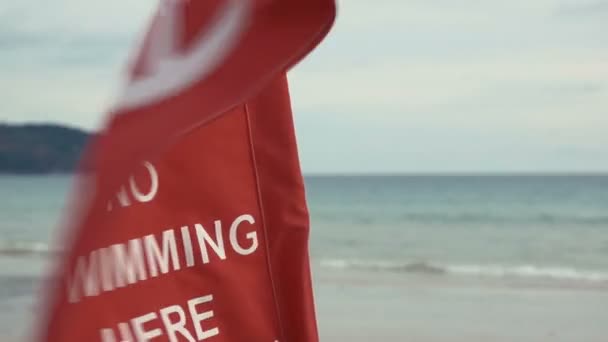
[{"x1": 314, "y1": 269, "x2": 608, "y2": 341}]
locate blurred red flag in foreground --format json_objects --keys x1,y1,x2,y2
[{"x1": 36, "y1": 1, "x2": 336, "y2": 341}]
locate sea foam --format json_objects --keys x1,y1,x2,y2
[{"x1": 319, "y1": 258, "x2": 608, "y2": 283}]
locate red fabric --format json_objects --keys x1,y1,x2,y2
[
  {"x1": 247, "y1": 77, "x2": 318, "y2": 342},
  {"x1": 36, "y1": 1, "x2": 335, "y2": 341}
]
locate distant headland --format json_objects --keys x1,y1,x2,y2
[{"x1": 0, "y1": 123, "x2": 91, "y2": 174}]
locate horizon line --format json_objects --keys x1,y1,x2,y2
[
  {"x1": 302, "y1": 171, "x2": 608, "y2": 177},
  {"x1": 2, "y1": 171, "x2": 608, "y2": 177}
]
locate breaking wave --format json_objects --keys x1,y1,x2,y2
[
  {"x1": 319, "y1": 259, "x2": 608, "y2": 283},
  {"x1": 0, "y1": 240, "x2": 57, "y2": 257},
  {"x1": 315, "y1": 212, "x2": 608, "y2": 226}
]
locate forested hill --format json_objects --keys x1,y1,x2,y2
[{"x1": 0, "y1": 123, "x2": 91, "y2": 174}]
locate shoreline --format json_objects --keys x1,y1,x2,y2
[{"x1": 314, "y1": 270, "x2": 608, "y2": 342}]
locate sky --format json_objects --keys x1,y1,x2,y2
[{"x1": 1, "y1": 0, "x2": 607, "y2": 173}]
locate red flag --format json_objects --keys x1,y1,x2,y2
[{"x1": 36, "y1": 1, "x2": 336, "y2": 341}]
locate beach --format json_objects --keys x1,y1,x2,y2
[
  {"x1": 2, "y1": 258, "x2": 607, "y2": 341},
  {"x1": 1, "y1": 174, "x2": 607, "y2": 341},
  {"x1": 314, "y1": 267, "x2": 608, "y2": 341}
]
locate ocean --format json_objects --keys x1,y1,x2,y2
[{"x1": 1, "y1": 175, "x2": 607, "y2": 341}]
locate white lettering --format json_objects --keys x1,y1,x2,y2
[
  {"x1": 115, "y1": 186, "x2": 132, "y2": 208},
  {"x1": 188, "y1": 295, "x2": 219, "y2": 340},
  {"x1": 195, "y1": 222, "x2": 226, "y2": 264},
  {"x1": 132, "y1": 312, "x2": 162, "y2": 341},
  {"x1": 99, "y1": 322, "x2": 133, "y2": 342},
  {"x1": 112, "y1": 239, "x2": 147, "y2": 288},
  {"x1": 67, "y1": 250, "x2": 100, "y2": 303},
  {"x1": 181, "y1": 226, "x2": 195, "y2": 267},
  {"x1": 99, "y1": 294, "x2": 220, "y2": 342},
  {"x1": 100, "y1": 328, "x2": 116, "y2": 342},
  {"x1": 160, "y1": 305, "x2": 195, "y2": 342},
  {"x1": 130, "y1": 161, "x2": 159, "y2": 203},
  {"x1": 107, "y1": 161, "x2": 159, "y2": 211},
  {"x1": 229, "y1": 214, "x2": 258, "y2": 256},
  {"x1": 99, "y1": 247, "x2": 115, "y2": 292},
  {"x1": 144, "y1": 229, "x2": 180, "y2": 277},
  {"x1": 119, "y1": 323, "x2": 134, "y2": 342},
  {"x1": 66, "y1": 215, "x2": 259, "y2": 301}
]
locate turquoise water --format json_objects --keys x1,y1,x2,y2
[
  {"x1": 1, "y1": 175, "x2": 608, "y2": 338},
  {"x1": 306, "y1": 175, "x2": 608, "y2": 276}
]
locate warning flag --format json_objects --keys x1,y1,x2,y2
[{"x1": 36, "y1": 0, "x2": 336, "y2": 341}]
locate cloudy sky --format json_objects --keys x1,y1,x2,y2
[{"x1": 1, "y1": 0, "x2": 607, "y2": 173}]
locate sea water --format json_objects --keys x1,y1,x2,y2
[
  {"x1": 306, "y1": 175, "x2": 608, "y2": 278},
  {"x1": 1, "y1": 175, "x2": 607, "y2": 340}
]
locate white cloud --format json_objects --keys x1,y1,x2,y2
[
  {"x1": 1, "y1": 0, "x2": 607, "y2": 172},
  {"x1": 0, "y1": 0, "x2": 155, "y2": 128},
  {"x1": 0, "y1": 65, "x2": 116, "y2": 128},
  {"x1": 290, "y1": 53, "x2": 608, "y2": 116},
  {"x1": 0, "y1": 0, "x2": 154, "y2": 36}
]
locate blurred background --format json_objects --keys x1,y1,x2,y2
[{"x1": 1, "y1": 0, "x2": 607, "y2": 341}]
